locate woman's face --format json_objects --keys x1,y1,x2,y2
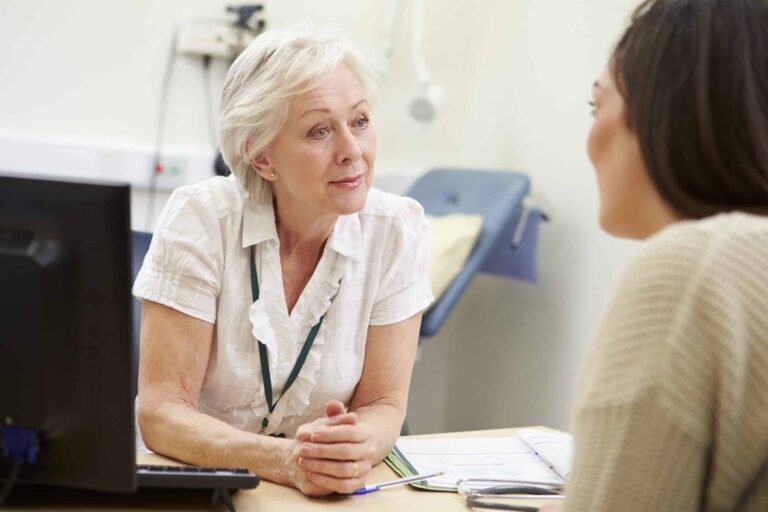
[
  {"x1": 257, "y1": 65, "x2": 376, "y2": 221},
  {"x1": 587, "y1": 64, "x2": 677, "y2": 239}
]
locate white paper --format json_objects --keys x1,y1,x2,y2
[
  {"x1": 395, "y1": 429, "x2": 571, "y2": 490},
  {"x1": 518, "y1": 429, "x2": 573, "y2": 480}
]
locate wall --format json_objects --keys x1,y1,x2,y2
[
  {"x1": 405, "y1": 0, "x2": 643, "y2": 433},
  {"x1": 0, "y1": 0, "x2": 642, "y2": 433}
]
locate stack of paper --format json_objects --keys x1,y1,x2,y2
[{"x1": 384, "y1": 428, "x2": 572, "y2": 491}]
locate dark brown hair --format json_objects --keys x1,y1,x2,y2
[{"x1": 612, "y1": 0, "x2": 768, "y2": 218}]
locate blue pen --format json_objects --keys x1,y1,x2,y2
[{"x1": 351, "y1": 471, "x2": 445, "y2": 495}]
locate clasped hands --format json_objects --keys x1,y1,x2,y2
[{"x1": 286, "y1": 400, "x2": 376, "y2": 496}]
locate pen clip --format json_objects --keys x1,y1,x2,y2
[{"x1": 351, "y1": 486, "x2": 379, "y2": 495}]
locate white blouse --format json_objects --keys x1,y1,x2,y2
[{"x1": 133, "y1": 175, "x2": 433, "y2": 438}]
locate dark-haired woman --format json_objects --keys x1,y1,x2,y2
[{"x1": 549, "y1": 0, "x2": 768, "y2": 511}]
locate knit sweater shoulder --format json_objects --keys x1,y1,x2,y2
[{"x1": 563, "y1": 213, "x2": 768, "y2": 512}]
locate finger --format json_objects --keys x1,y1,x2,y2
[
  {"x1": 324, "y1": 399, "x2": 347, "y2": 418},
  {"x1": 308, "y1": 423, "x2": 368, "y2": 444},
  {"x1": 299, "y1": 457, "x2": 370, "y2": 479},
  {"x1": 295, "y1": 412, "x2": 356, "y2": 435},
  {"x1": 295, "y1": 425, "x2": 311, "y2": 442},
  {"x1": 294, "y1": 414, "x2": 358, "y2": 442},
  {"x1": 323, "y1": 411, "x2": 357, "y2": 427},
  {"x1": 300, "y1": 442, "x2": 374, "y2": 462},
  {"x1": 305, "y1": 471, "x2": 365, "y2": 495}
]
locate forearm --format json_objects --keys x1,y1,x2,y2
[
  {"x1": 348, "y1": 316, "x2": 421, "y2": 463},
  {"x1": 351, "y1": 400, "x2": 406, "y2": 463},
  {"x1": 138, "y1": 399, "x2": 293, "y2": 485}
]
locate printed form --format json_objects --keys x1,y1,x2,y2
[{"x1": 394, "y1": 429, "x2": 572, "y2": 490}]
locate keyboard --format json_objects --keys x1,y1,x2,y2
[{"x1": 136, "y1": 464, "x2": 260, "y2": 490}]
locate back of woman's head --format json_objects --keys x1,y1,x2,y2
[{"x1": 613, "y1": 0, "x2": 768, "y2": 218}]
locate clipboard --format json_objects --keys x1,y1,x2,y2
[{"x1": 384, "y1": 445, "x2": 453, "y2": 492}]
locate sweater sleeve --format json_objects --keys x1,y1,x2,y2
[{"x1": 563, "y1": 227, "x2": 716, "y2": 512}]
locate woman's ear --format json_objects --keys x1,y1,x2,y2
[
  {"x1": 249, "y1": 152, "x2": 277, "y2": 182},
  {"x1": 245, "y1": 138, "x2": 277, "y2": 181}
]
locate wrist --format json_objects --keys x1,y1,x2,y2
[
  {"x1": 354, "y1": 413, "x2": 398, "y2": 463},
  {"x1": 271, "y1": 437, "x2": 299, "y2": 486},
  {"x1": 226, "y1": 430, "x2": 294, "y2": 486}
]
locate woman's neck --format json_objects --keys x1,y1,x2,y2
[
  {"x1": 272, "y1": 198, "x2": 337, "y2": 315},
  {"x1": 274, "y1": 201, "x2": 337, "y2": 255}
]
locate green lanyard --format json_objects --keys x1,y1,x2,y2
[{"x1": 250, "y1": 245, "x2": 325, "y2": 435}]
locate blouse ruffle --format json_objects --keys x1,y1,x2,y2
[{"x1": 246, "y1": 250, "x2": 347, "y2": 434}]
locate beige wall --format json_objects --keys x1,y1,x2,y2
[{"x1": 0, "y1": 0, "x2": 643, "y2": 433}]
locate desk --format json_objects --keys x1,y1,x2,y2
[{"x1": 6, "y1": 428, "x2": 558, "y2": 511}]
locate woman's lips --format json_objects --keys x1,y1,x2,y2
[{"x1": 329, "y1": 174, "x2": 364, "y2": 188}]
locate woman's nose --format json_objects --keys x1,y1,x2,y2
[{"x1": 335, "y1": 127, "x2": 363, "y2": 165}]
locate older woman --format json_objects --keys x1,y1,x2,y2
[
  {"x1": 133, "y1": 26, "x2": 432, "y2": 496},
  {"x1": 543, "y1": 0, "x2": 768, "y2": 511}
]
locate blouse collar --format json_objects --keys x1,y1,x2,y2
[{"x1": 241, "y1": 191, "x2": 363, "y2": 263}]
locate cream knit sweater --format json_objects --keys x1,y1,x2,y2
[{"x1": 563, "y1": 213, "x2": 768, "y2": 512}]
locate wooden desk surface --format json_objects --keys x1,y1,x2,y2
[{"x1": 5, "y1": 427, "x2": 560, "y2": 511}]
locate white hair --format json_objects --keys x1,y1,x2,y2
[{"x1": 218, "y1": 25, "x2": 377, "y2": 202}]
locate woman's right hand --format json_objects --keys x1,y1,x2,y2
[{"x1": 282, "y1": 438, "x2": 335, "y2": 496}]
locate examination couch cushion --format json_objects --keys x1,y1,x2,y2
[{"x1": 426, "y1": 213, "x2": 483, "y2": 303}]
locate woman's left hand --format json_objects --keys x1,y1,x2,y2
[{"x1": 294, "y1": 400, "x2": 377, "y2": 494}]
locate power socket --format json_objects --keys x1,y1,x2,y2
[
  {"x1": 153, "y1": 156, "x2": 188, "y2": 189},
  {"x1": 176, "y1": 21, "x2": 253, "y2": 59}
]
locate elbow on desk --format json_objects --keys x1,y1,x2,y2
[
  {"x1": 135, "y1": 396, "x2": 164, "y2": 453},
  {"x1": 135, "y1": 392, "x2": 193, "y2": 454}
]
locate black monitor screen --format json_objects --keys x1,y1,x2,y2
[{"x1": 0, "y1": 172, "x2": 135, "y2": 493}]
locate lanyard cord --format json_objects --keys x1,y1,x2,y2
[{"x1": 250, "y1": 245, "x2": 325, "y2": 433}]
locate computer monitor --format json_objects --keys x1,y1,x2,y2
[{"x1": 0, "y1": 172, "x2": 136, "y2": 493}]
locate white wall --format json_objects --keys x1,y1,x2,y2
[
  {"x1": 403, "y1": 0, "x2": 644, "y2": 433},
  {"x1": 0, "y1": 0, "x2": 642, "y2": 433}
]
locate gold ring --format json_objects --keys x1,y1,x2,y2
[{"x1": 352, "y1": 463, "x2": 359, "y2": 478}]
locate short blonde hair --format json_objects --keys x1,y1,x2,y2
[{"x1": 218, "y1": 25, "x2": 377, "y2": 202}]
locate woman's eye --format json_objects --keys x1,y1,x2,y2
[
  {"x1": 588, "y1": 100, "x2": 597, "y2": 116},
  {"x1": 354, "y1": 116, "x2": 370, "y2": 129},
  {"x1": 309, "y1": 126, "x2": 329, "y2": 138}
]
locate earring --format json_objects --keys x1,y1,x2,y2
[{"x1": 269, "y1": 172, "x2": 276, "y2": 178}]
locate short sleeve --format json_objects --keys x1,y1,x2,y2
[
  {"x1": 132, "y1": 186, "x2": 223, "y2": 324},
  {"x1": 369, "y1": 198, "x2": 434, "y2": 325}
]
